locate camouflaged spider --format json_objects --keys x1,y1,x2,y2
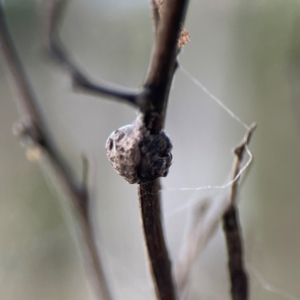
[{"x1": 105, "y1": 117, "x2": 172, "y2": 184}]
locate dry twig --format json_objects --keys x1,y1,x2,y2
[
  {"x1": 137, "y1": 1, "x2": 189, "y2": 299},
  {"x1": 0, "y1": 2, "x2": 113, "y2": 300},
  {"x1": 223, "y1": 123, "x2": 256, "y2": 300},
  {"x1": 175, "y1": 124, "x2": 256, "y2": 298},
  {"x1": 44, "y1": 0, "x2": 140, "y2": 107}
]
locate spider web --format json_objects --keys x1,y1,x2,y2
[
  {"x1": 160, "y1": 66, "x2": 299, "y2": 300},
  {"x1": 161, "y1": 64, "x2": 253, "y2": 209}
]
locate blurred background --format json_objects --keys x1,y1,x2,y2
[{"x1": 1, "y1": 0, "x2": 300, "y2": 299}]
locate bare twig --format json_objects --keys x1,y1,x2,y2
[
  {"x1": 143, "y1": 0, "x2": 189, "y2": 132},
  {"x1": 0, "y1": 2, "x2": 113, "y2": 300},
  {"x1": 175, "y1": 124, "x2": 256, "y2": 298},
  {"x1": 137, "y1": 1, "x2": 189, "y2": 300},
  {"x1": 222, "y1": 123, "x2": 256, "y2": 300},
  {"x1": 139, "y1": 180, "x2": 178, "y2": 300},
  {"x1": 44, "y1": 0, "x2": 140, "y2": 107}
]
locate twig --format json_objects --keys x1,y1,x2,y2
[
  {"x1": 137, "y1": 1, "x2": 189, "y2": 300},
  {"x1": 139, "y1": 180, "x2": 178, "y2": 300},
  {"x1": 222, "y1": 123, "x2": 256, "y2": 300},
  {"x1": 44, "y1": 0, "x2": 140, "y2": 107},
  {"x1": 0, "y1": 2, "x2": 113, "y2": 300},
  {"x1": 143, "y1": 0, "x2": 189, "y2": 132},
  {"x1": 174, "y1": 124, "x2": 256, "y2": 298}
]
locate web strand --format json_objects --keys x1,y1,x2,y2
[
  {"x1": 248, "y1": 264, "x2": 299, "y2": 300},
  {"x1": 162, "y1": 145, "x2": 252, "y2": 192},
  {"x1": 180, "y1": 65, "x2": 250, "y2": 130},
  {"x1": 161, "y1": 66, "x2": 254, "y2": 193}
]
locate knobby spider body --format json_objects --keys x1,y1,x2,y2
[{"x1": 106, "y1": 117, "x2": 172, "y2": 184}]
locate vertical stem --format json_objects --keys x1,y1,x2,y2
[
  {"x1": 143, "y1": 0, "x2": 189, "y2": 133},
  {"x1": 137, "y1": 1, "x2": 189, "y2": 298},
  {"x1": 222, "y1": 124, "x2": 256, "y2": 300},
  {"x1": 138, "y1": 180, "x2": 178, "y2": 300},
  {"x1": 222, "y1": 205, "x2": 248, "y2": 300}
]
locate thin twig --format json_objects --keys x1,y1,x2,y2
[
  {"x1": 139, "y1": 180, "x2": 178, "y2": 300},
  {"x1": 174, "y1": 124, "x2": 256, "y2": 297},
  {"x1": 137, "y1": 1, "x2": 189, "y2": 300},
  {"x1": 222, "y1": 123, "x2": 256, "y2": 300},
  {"x1": 0, "y1": 2, "x2": 113, "y2": 300},
  {"x1": 143, "y1": 0, "x2": 189, "y2": 132},
  {"x1": 44, "y1": 0, "x2": 140, "y2": 107}
]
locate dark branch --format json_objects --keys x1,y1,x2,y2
[
  {"x1": 44, "y1": 0, "x2": 140, "y2": 107},
  {"x1": 222, "y1": 123, "x2": 256, "y2": 300},
  {"x1": 0, "y1": 2, "x2": 113, "y2": 299},
  {"x1": 139, "y1": 180, "x2": 178, "y2": 300},
  {"x1": 137, "y1": 1, "x2": 189, "y2": 300},
  {"x1": 146, "y1": 0, "x2": 187, "y2": 91},
  {"x1": 144, "y1": 0, "x2": 188, "y2": 132},
  {"x1": 223, "y1": 206, "x2": 248, "y2": 300}
]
